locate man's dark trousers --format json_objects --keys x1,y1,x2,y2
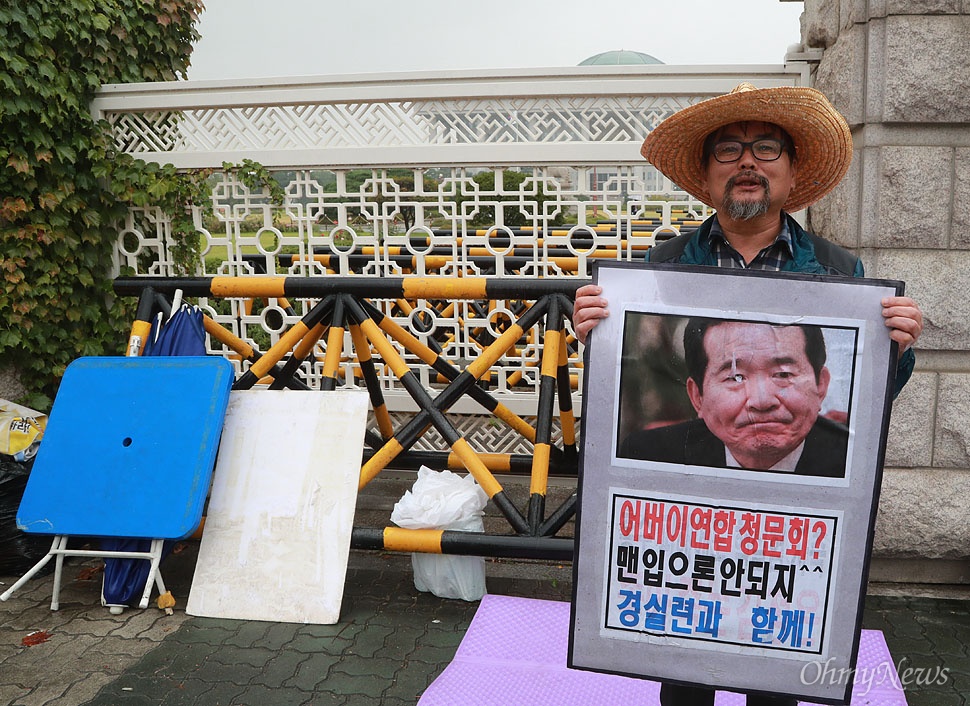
[{"x1": 660, "y1": 682, "x2": 798, "y2": 705}]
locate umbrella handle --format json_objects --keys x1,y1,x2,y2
[{"x1": 168, "y1": 289, "x2": 184, "y2": 322}]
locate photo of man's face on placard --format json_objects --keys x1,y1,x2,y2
[{"x1": 616, "y1": 313, "x2": 857, "y2": 478}]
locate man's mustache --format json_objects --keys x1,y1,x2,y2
[{"x1": 726, "y1": 171, "x2": 770, "y2": 191}]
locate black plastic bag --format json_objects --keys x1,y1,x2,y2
[{"x1": 0, "y1": 457, "x2": 50, "y2": 574}]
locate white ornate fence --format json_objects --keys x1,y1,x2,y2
[{"x1": 95, "y1": 64, "x2": 811, "y2": 449}]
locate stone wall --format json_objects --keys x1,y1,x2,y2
[
  {"x1": 0, "y1": 366, "x2": 26, "y2": 403},
  {"x1": 800, "y1": 1, "x2": 970, "y2": 579}
]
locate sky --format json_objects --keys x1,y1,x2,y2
[{"x1": 188, "y1": 0, "x2": 806, "y2": 81}]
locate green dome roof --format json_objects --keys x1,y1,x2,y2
[{"x1": 579, "y1": 50, "x2": 663, "y2": 66}]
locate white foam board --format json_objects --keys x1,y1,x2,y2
[{"x1": 186, "y1": 389, "x2": 368, "y2": 623}]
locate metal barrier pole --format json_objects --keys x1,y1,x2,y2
[
  {"x1": 125, "y1": 286, "x2": 156, "y2": 357},
  {"x1": 362, "y1": 300, "x2": 537, "y2": 443},
  {"x1": 348, "y1": 323, "x2": 394, "y2": 439},
  {"x1": 320, "y1": 294, "x2": 347, "y2": 391},
  {"x1": 556, "y1": 293, "x2": 579, "y2": 456},
  {"x1": 528, "y1": 295, "x2": 562, "y2": 534},
  {"x1": 352, "y1": 526, "x2": 574, "y2": 561},
  {"x1": 233, "y1": 296, "x2": 332, "y2": 390},
  {"x1": 201, "y1": 314, "x2": 312, "y2": 390}
]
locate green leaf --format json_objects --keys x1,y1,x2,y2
[{"x1": 0, "y1": 329, "x2": 22, "y2": 347}]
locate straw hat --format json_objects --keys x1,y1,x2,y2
[{"x1": 640, "y1": 83, "x2": 852, "y2": 212}]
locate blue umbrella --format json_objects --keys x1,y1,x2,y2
[
  {"x1": 102, "y1": 302, "x2": 207, "y2": 611},
  {"x1": 142, "y1": 304, "x2": 206, "y2": 357}
]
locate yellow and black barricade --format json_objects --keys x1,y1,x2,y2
[{"x1": 115, "y1": 275, "x2": 584, "y2": 561}]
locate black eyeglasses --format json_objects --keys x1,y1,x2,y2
[{"x1": 711, "y1": 138, "x2": 787, "y2": 163}]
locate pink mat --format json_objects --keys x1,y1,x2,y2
[{"x1": 418, "y1": 594, "x2": 907, "y2": 706}]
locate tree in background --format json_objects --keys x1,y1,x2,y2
[
  {"x1": 340, "y1": 169, "x2": 441, "y2": 233},
  {"x1": 0, "y1": 1, "x2": 204, "y2": 409},
  {"x1": 462, "y1": 170, "x2": 565, "y2": 228}
]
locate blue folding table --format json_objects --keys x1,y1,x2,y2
[{"x1": 0, "y1": 356, "x2": 234, "y2": 610}]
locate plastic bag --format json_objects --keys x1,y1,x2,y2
[
  {"x1": 390, "y1": 466, "x2": 488, "y2": 601},
  {"x1": 0, "y1": 457, "x2": 50, "y2": 574},
  {"x1": 0, "y1": 400, "x2": 46, "y2": 462}
]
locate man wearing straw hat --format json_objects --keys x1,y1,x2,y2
[{"x1": 573, "y1": 84, "x2": 923, "y2": 705}]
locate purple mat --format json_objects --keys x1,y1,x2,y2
[{"x1": 418, "y1": 594, "x2": 907, "y2": 706}]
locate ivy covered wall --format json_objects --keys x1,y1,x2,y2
[{"x1": 0, "y1": 0, "x2": 204, "y2": 409}]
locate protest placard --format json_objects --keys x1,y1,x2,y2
[{"x1": 569, "y1": 263, "x2": 901, "y2": 704}]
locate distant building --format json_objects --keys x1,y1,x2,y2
[{"x1": 578, "y1": 49, "x2": 664, "y2": 66}]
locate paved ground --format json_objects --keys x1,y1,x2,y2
[{"x1": 1, "y1": 542, "x2": 968, "y2": 706}]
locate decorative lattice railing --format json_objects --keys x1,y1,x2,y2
[{"x1": 96, "y1": 65, "x2": 811, "y2": 422}]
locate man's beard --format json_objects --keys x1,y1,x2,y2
[{"x1": 722, "y1": 172, "x2": 771, "y2": 220}]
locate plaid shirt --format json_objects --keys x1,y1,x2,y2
[{"x1": 709, "y1": 216, "x2": 793, "y2": 271}]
